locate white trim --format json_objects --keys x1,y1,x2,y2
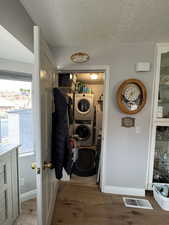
[
  {"x1": 58, "y1": 65, "x2": 110, "y2": 191},
  {"x1": 57, "y1": 65, "x2": 109, "y2": 72},
  {"x1": 103, "y1": 185, "x2": 145, "y2": 197},
  {"x1": 156, "y1": 42, "x2": 169, "y2": 51},
  {"x1": 100, "y1": 67, "x2": 110, "y2": 192},
  {"x1": 33, "y1": 25, "x2": 43, "y2": 225},
  {"x1": 19, "y1": 151, "x2": 35, "y2": 158},
  {"x1": 146, "y1": 44, "x2": 157, "y2": 190},
  {"x1": 20, "y1": 189, "x2": 37, "y2": 202}
]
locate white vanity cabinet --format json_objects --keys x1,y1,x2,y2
[{"x1": 0, "y1": 145, "x2": 19, "y2": 225}]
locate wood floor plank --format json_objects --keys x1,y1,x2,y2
[
  {"x1": 15, "y1": 199, "x2": 37, "y2": 225},
  {"x1": 52, "y1": 182, "x2": 169, "y2": 225},
  {"x1": 14, "y1": 182, "x2": 169, "y2": 225}
]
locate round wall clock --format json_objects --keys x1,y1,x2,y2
[{"x1": 117, "y1": 79, "x2": 147, "y2": 114}]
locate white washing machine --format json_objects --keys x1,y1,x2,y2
[
  {"x1": 74, "y1": 94, "x2": 94, "y2": 120},
  {"x1": 74, "y1": 121, "x2": 93, "y2": 146}
]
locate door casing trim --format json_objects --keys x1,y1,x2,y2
[{"x1": 57, "y1": 65, "x2": 110, "y2": 191}]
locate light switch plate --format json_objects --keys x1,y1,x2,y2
[{"x1": 136, "y1": 62, "x2": 151, "y2": 72}]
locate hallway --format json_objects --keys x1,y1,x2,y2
[{"x1": 52, "y1": 182, "x2": 169, "y2": 225}]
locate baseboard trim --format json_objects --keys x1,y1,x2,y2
[
  {"x1": 103, "y1": 185, "x2": 145, "y2": 197},
  {"x1": 21, "y1": 189, "x2": 37, "y2": 202}
]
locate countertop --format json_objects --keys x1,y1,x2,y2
[{"x1": 0, "y1": 144, "x2": 19, "y2": 156}]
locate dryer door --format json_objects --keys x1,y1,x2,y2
[
  {"x1": 75, "y1": 125, "x2": 91, "y2": 140},
  {"x1": 77, "y1": 98, "x2": 91, "y2": 114}
]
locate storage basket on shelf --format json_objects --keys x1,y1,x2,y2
[{"x1": 153, "y1": 184, "x2": 169, "y2": 211}]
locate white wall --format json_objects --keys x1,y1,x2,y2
[
  {"x1": 0, "y1": 0, "x2": 155, "y2": 195},
  {"x1": 54, "y1": 42, "x2": 155, "y2": 195},
  {"x1": 0, "y1": 0, "x2": 34, "y2": 52},
  {"x1": 0, "y1": 58, "x2": 33, "y2": 75},
  {"x1": 0, "y1": 1, "x2": 36, "y2": 200},
  {"x1": 87, "y1": 84, "x2": 104, "y2": 105},
  {"x1": 19, "y1": 154, "x2": 36, "y2": 195}
]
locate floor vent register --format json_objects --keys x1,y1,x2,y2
[{"x1": 123, "y1": 197, "x2": 153, "y2": 210}]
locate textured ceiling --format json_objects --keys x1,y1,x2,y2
[
  {"x1": 20, "y1": 0, "x2": 169, "y2": 48},
  {"x1": 0, "y1": 25, "x2": 33, "y2": 63}
]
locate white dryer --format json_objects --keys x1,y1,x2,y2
[
  {"x1": 74, "y1": 121, "x2": 93, "y2": 146},
  {"x1": 74, "y1": 94, "x2": 94, "y2": 120}
]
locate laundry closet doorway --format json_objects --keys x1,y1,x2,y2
[{"x1": 57, "y1": 67, "x2": 110, "y2": 191}]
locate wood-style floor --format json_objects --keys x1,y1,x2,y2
[
  {"x1": 70, "y1": 174, "x2": 97, "y2": 187},
  {"x1": 15, "y1": 199, "x2": 37, "y2": 225},
  {"x1": 52, "y1": 182, "x2": 169, "y2": 225}
]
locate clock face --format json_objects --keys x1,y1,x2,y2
[
  {"x1": 117, "y1": 79, "x2": 147, "y2": 114},
  {"x1": 124, "y1": 84, "x2": 141, "y2": 102}
]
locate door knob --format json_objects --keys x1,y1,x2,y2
[
  {"x1": 31, "y1": 162, "x2": 40, "y2": 174},
  {"x1": 43, "y1": 162, "x2": 53, "y2": 169},
  {"x1": 31, "y1": 162, "x2": 37, "y2": 169}
]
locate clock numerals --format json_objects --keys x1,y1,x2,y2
[{"x1": 124, "y1": 84, "x2": 140, "y2": 102}]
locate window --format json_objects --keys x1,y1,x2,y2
[{"x1": 0, "y1": 79, "x2": 33, "y2": 154}]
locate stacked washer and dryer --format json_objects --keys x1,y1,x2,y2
[{"x1": 74, "y1": 93, "x2": 94, "y2": 146}]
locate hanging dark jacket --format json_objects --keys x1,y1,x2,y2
[{"x1": 52, "y1": 88, "x2": 72, "y2": 179}]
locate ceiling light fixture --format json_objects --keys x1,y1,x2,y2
[
  {"x1": 71, "y1": 52, "x2": 89, "y2": 63},
  {"x1": 90, "y1": 74, "x2": 98, "y2": 80}
]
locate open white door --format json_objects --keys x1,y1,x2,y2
[{"x1": 33, "y1": 26, "x2": 58, "y2": 225}]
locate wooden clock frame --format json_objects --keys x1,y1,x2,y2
[{"x1": 117, "y1": 79, "x2": 147, "y2": 114}]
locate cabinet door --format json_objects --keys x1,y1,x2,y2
[
  {"x1": 153, "y1": 125, "x2": 169, "y2": 183},
  {"x1": 157, "y1": 51, "x2": 169, "y2": 119},
  {"x1": 0, "y1": 153, "x2": 12, "y2": 225},
  {"x1": 147, "y1": 44, "x2": 169, "y2": 189},
  {"x1": 11, "y1": 149, "x2": 19, "y2": 221}
]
